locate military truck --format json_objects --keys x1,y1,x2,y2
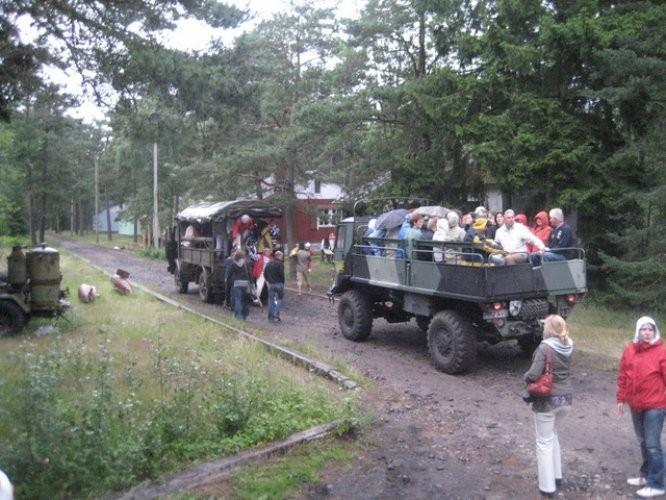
[
  {"x1": 0, "y1": 245, "x2": 70, "y2": 336},
  {"x1": 165, "y1": 199, "x2": 282, "y2": 304},
  {"x1": 329, "y1": 213, "x2": 587, "y2": 374}
]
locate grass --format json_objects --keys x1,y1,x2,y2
[
  {"x1": 224, "y1": 439, "x2": 355, "y2": 499},
  {"x1": 0, "y1": 251, "x2": 356, "y2": 498}
]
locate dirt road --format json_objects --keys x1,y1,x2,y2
[{"x1": 55, "y1": 237, "x2": 640, "y2": 499}]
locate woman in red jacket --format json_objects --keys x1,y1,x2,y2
[{"x1": 617, "y1": 316, "x2": 666, "y2": 498}]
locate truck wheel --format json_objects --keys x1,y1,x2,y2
[
  {"x1": 427, "y1": 311, "x2": 477, "y2": 374},
  {"x1": 518, "y1": 334, "x2": 541, "y2": 355},
  {"x1": 198, "y1": 268, "x2": 214, "y2": 303},
  {"x1": 338, "y1": 290, "x2": 373, "y2": 341},
  {"x1": 0, "y1": 300, "x2": 27, "y2": 337},
  {"x1": 175, "y1": 266, "x2": 188, "y2": 294},
  {"x1": 416, "y1": 315, "x2": 430, "y2": 332}
]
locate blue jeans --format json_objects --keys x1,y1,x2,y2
[
  {"x1": 233, "y1": 285, "x2": 248, "y2": 320},
  {"x1": 542, "y1": 252, "x2": 566, "y2": 262},
  {"x1": 267, "y1": 283, "x2": 284, "y2": 320},
  {"x1": 631, "y1": 408, "x2": 666, "y2": 488}
]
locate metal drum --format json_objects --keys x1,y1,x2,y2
[
  {"x1": 26, "y1": 246, "x2": 62, "y2": 311},
  {"x1": 7, "y1": 246, "x2": 27, "y2": 288}
]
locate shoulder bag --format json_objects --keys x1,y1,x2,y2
[{"x1": 527, "y1": 345, "x2": 553, "y2": 397}]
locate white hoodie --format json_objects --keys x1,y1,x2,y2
[
  {"x1": 633, "y1": 316, "x2": 661, "y2": 344},
  {"x1": 0, "y1": 469, "x2": 13, "y2": 500}
]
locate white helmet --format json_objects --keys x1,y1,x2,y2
[
  {"x1": 304, "y1": 242, "x2": 311, "y2": 249},
  {"x1": 240, "y1": 214, "x2": 251, "y2": 224}
]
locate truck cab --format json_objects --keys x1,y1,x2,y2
[{"x1": 330, "y1": 215, "x2": 587, "y2": 374}]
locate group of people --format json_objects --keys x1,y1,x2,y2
[
  {"x1": 524, "y1": 315, "x2": 666, "y2": 498},
  {"x1": 224, "y1": 247, "x2": 286, "y2": 322},
  {"x1": 365, "y1": 205, "x2": 576, "y2": 265}
]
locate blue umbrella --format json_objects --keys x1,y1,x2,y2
[{"x1": 375, "y1": 208, "x2": 410, "y2": 230}]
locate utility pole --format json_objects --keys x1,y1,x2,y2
[
  {"x1": 150, "y1": 112, "x2": 160, "y2": 248},
  {"x1": 94, "y1": 154, "x2": 99, "y2": 244}
]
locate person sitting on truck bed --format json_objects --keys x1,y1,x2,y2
[
  {"x1": 183, "y1": 222, "x2": 202, "y2": 247},
  {"x1": 463, "y1": 218, "x2": 504, "y2": 264},
  {"x1": 416, "y1": 217, "x2": 436, "y2": 261},
  {"x1": 494, "y1": 209, "x2": 545, "y2": 265},
  {"x1": 543, "y1": 208, "x2": 575, "y2": 261},
  {"x1": 403, "y1": 213, "x2": 424, "y2": 260},
  {"x1": 433, "y1": 211, "x2": 466, "y2": 263}
]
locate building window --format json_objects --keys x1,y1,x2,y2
[
  {"x1": 317, "y1": 207, "x2": 341, "y2": 228},
  {"x1": 314, "y1": 179, "x2": 321, "y2": 194}
]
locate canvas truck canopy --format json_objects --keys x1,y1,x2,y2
[{"x1": 176, "y1": 200, "x2": 282, "y2": 224}]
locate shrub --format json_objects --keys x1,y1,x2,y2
[{"x1": 0, "y1": 336, "x2": 345, "y2": 498}]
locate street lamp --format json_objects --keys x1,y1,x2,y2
[{"x1": 150, "y1": 112, "x2": 160, "y2": 248}]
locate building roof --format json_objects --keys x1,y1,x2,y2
[{"x1": 176, "y1": 199, "x2": 282, "y2": 223}]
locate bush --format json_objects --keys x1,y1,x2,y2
[{"x1": 0, "y1": 336, "x2": 344, "y2": 498}]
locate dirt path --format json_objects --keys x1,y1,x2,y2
[{"x1": 54, "y1": 237, "x2": 640, "y2": 499}]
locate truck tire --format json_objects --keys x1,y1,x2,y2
[
  {"x1": 198, "y1": 267, "x2": 214, "y2": 303},
  {"x1": 0, "y1": 300, "x2": 27, "y2": 337},
  {"x1": 518, "y1": 334, "x2": 541, "y2": 355},
  {"x1": 427, "y1": 310, "x2": 477, "y2": 374},
  {"x1": 338, "y1": 290, "x2": 373, "y2": 341},
  {"x1": 175, "y1": 266, "x2": 188, "y2": 294},
  {"x1": 416, "y1": 315, "x2": 430, "y2": 332}
]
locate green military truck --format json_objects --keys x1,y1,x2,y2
[
  {"x1": 329, "y1": 213, "x2": 587, "y2": 374},
  {"x1": 165, "y1": 199, "x2": 282, "y2": 304}
]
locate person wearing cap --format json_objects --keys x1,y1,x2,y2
[
  {"x1": 617, "y1": 317, "x2": 666, "y2": 498},
  {"x1": 296, "y1": 242, "x2": 312, "y2": 295},
  {"x1": 231, "y1": 214, "x2": 254, "y2": 249},
  {"x1": 494, "y1": 209, "x2": 546, "y2": 265}
]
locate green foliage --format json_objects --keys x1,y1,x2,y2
[{"x1": 0, "y1": 337, "x2": 345, "y2": 498}]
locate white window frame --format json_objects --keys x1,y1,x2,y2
[{"x1": 316, "y1": 207, "x2": 341, "y2": 228}]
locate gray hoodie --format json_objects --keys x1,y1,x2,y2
[{"x1": 524, "y1": 337, "x2": 574, "y2": 396}]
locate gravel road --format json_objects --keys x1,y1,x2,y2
[{"x1": 55, "y1": 237, "x2": 640, "y2": 499}]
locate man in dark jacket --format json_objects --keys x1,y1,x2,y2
[
  {"x1": 264, "y1": 250, "x2": 285, "y2": 322},
  {"x1": 544, "y1": 208, "x2": 575, "y2": 261}
]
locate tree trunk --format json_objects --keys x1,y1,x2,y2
[
  {"x1": 133, "y1": 217, "x2": 138, "y2": 244},
  {"x1": 26, "y1": 162, "x2": 37, "y2": 244},
  {"x1": 254, "y1": 170, "x2": 264, "y2": 199},
  {"x1": 78, "y1": 199, "x2": 85, "y2": 235},
  {"x1": 105, "y1": 189, "x2": 113, "y2": 241},
  {"x1": 70, "y1": 199, "x2": 76, "y2": 235},
  {"x1": 417, "y1": 11, "x2": 426, "y2": 78}
]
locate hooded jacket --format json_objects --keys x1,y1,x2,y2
[
  {"x1": 617, "y1": 317, "x2": 666, "y2": 410},
  {"x1": 524, "y1": 337, "x2": 574, "y2": 396},
  {"x1": 532, "y1": 211, "x2": 552, "y2": 245}
]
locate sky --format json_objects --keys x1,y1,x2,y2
[{"x1": 29, "y1": 0, "x2": 364, "y2": 123}]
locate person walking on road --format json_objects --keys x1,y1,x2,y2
[
  {"x1": 617, "y1": 316, "x2": 666, "y2": 498},
  {"x1": 265, "y1": 250, "x2": 285, "y2": 322},
  {"x1": 296, "y1": 242, "x2": 312, "y2": 295},
  {"x1": 523, "y1": 314, "x2": 574, "y2": 497},
  {"x1": 229, "y1": 250, "x2": 250, "y2": 320}
]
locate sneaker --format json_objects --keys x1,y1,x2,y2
[
  {"x1": 637, "y1": 487, "x2": 666, "y2": 498},
  {"x1": 629, "y1": 477, "x2": 648, "y2": 487}
]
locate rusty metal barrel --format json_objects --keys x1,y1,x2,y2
[
  {"x1": 26, "y1": 246, "x2": 62, "y2": 311},
  {"x1": 7, "y1": 245, "x2": 27, "y2": 288}
]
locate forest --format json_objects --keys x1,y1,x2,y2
[{"x1": 0, "y1": 0, "x2": 664, "y2": 310}]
